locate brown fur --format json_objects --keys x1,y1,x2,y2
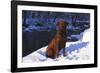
[{"x1": 46, "y1": 20, "x2": 67, "y2": 59}]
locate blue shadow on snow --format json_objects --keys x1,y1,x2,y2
[{"x1": 65, "y1": 42, "x2": 89, "y2": 54}]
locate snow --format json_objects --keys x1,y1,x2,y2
[{"x1": 23, "y1": 29, "x2": 91, "y2": 63}]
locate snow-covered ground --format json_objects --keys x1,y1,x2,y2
[{"x1": 23, "y1": 29, "x2": 91, "y2": 63}]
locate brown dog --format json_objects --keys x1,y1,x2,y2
[{"x1": 46, "y1": 20, "x2": 67, "y2": 59}]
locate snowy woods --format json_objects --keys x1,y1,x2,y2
[
  {"x1": 22, "y1": 10, "x2": 90, "y2": 59},
  {"x1": 22, "y1": 10, "x2": 90, "y2": 32}
]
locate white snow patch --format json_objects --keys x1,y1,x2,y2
[{"x1": 23, "y1": 29, "x2": 91, "y2": 63}]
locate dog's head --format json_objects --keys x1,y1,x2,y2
[{"x1": 56, "y1": 20, "x2": 67, "y2": 30}]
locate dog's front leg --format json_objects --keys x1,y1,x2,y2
[
  {"x1": 63, "y1": 48, "x2": 67, "y2": 57},
  {"x1": 54, "y1": 47, "x2": 59, "y2": 59}
]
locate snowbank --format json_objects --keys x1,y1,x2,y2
[{"x1": 23, "y1": 29, "x2": 90, "y2": 63}]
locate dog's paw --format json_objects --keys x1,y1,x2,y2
[{"x1": 63, "y1": 53, "x2": 67, "y2": 57}]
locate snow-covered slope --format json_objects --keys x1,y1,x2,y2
[{"x1": 23, "y1": 29, "x2": 91, "y2": 63}]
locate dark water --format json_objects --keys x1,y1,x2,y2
[{"x1": 22, "y1": 31, "x2": 56, "y2": 57}]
